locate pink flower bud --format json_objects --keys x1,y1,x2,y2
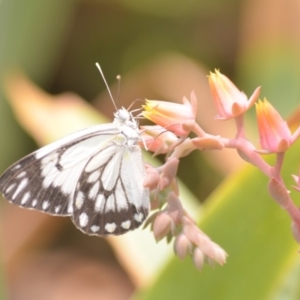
[
  {"x1": 198, "y1": 236, "x2": 216, "y2": 258},
  {"x1": 142, "y1": 92, "x2": 197, "y2": 137},
  {"x1": 166, "y1": 192, "x2": 184, "y2": 225},
  {"x1": 193, "y1": 247, "x2": 204, "y2": 271},
  {"x1": 182, "y1": 217, "x2": 228, "y2": 266},
  {"x1": 210, "y1": 243, "x2": 228, "y2": 265},
  {"x1": 144, "y1": 164, "x2": 160, "y2": 190},
  {"x1": 153, "y1": 211, "x2": 172, "y2": 242},
  {"x1": 256, "y1": 99, "x2": 292, "y2": 153},
  {"x1": 174, "y1": 233, "x2": 191, "y2": 260},
  {"x1": 143, "y1": 211, "x2": 159, "y2": 229},
  {"x1": 208, "y1": 70, "x2": 260, "y2": 120},
  {"x1": 182, "y1": 217, "x2": 202, "y2": 245}
]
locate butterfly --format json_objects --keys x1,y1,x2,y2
[{"x1": 0, "y1": 66, "x2": 150, "y2": 236}]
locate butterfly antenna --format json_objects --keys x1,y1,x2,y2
[
  {"x1": 116, "y1": 75, "x2": 121, "y2": 104},
  {"x1": 95, "y1": 62, "x2": 118, "y2": 110}
]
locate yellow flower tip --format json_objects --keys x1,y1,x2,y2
[
  {"x1": 214, "y1": 69, "x2": 222, "y2": 76},
  {"x1": 209, "y1": 69, "x2": 220, "y2": 75},
  {"x1": 208, "y1": 69, "x2": 220, "y2": 81},
  {"x1": 208, "y1": 69, "x2": 257, "y2": 119},
  {"x1": 256, "y1": 98, "x2": 293, "y2": 153},
  {"x1": 142, "y1": 97, "x2": 197, "y2": 137},
  {"x1": 143, "y1": 99, "x2": 156, "y2": 111}
]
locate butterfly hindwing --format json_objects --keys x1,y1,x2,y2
[{"x1": 72, "y1": 140, "x2": 149, "y2": 236}]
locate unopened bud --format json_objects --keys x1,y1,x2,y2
[
  {"x1": 193, "y1": 247, "x2": 204, "y2": 271},
  {"x1": 144, "y1": 164, "x2": 160, "y2": 190},
  {"x1": 174, "y1": 233, "x2": 191, "y2": 260},
  {"x1": 167, "y1": 192, "x2": 184, "y2": 224},
  {"x1": 211, "y1": 243, "x2": 228, "y2": 265},
  {"x1": 153, "y1": 211, "x2": 172, "y2": 242}
]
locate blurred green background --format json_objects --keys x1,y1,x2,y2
[{"x1": 1, "y1": 0, "x2": 300, "y2": 299}]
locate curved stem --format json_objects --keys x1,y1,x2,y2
[
  {"x1": 272, "y1": 152, "x2": 285, "y2": 181},
  {"x1": 234, "y1": 115, "x2": 245, "y2": 139},
  {"x1": 221, "y1": 137, "x2": 272, "y2": 177}
]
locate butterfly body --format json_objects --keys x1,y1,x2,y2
[{"x1": 0, "y1": 108, "x2": 150, "y2": 236}]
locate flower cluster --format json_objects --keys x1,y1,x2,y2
[{"x1": 141, "y1": 70, "x2": 300, "y2": 270}]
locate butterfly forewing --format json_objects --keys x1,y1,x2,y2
[
  {"x1": 0, "y1": 155, "x2": 71, "y2": 215},
  {"x1": 0, "y1": 124, "x2": 121, "y2": 216},
  {"x1": 0, "y1": 109, "x2": 150, "y2": 236}
]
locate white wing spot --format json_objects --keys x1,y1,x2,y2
[
  {"x1": 95, "y1": 194, "x2": 105, "y2": 212},
  {"x1": 32, "y1": 199, "x2": 38, "y2": 207},
  {"x1": 12, "y1": 178, "x2": 28, "y2": 200},
  {"x1": 105, "y1": 194, "x2": 115, "y2": 212},
  {"x1": 6, "y1": 183, "x2": 16, "y2": 193},
  {"x1": 21, "y1": 191, "x2": 31, "y2": 205},
  {"x1": 42, "y1": 201, "x2": 49, "y2": 210},
  {"x1": 121, "y1": 220, "x2": 131, "y2": 229},
  {"x1": 68, "y1": 202, "x2": 73, "y2": 214},
  {"x1": 134, "y1": 213, "x2": 144, "y2": 223},
  {"x1": 54, "y1": 205, "x2": 61, "y2": 213},
  {"x1": 40, "y1": 152, "x2": 59, "y2": 165},
  {"x1": 87, "y1": 170, "x2": 101, "y2": 183},
  {"x1": 79, "y1": 213, "x2": 88, "y2": 227},
  {"x1": 89, "y1": 181, "x2": 100, "y2": 199},
  {"x1": 12, "y1": 164, "x2": 21, "y2": 170},
  {"x1": 90, "y1": 225, "x2": 100, "y2": 233},
  {"x1": 105, "y1": 223, "x2": 116, "y2": 233},
  {"x1": 75, "y1": 192, "x2": 85, "y2": 209},
  {"x1": 16, "y1": 171, "x2": 26, "y2": 178}
]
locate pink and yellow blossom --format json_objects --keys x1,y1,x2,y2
[
  {"x1": 208, "y1": 70, "x2": 260, "y2": 120},
  {"x1": 256, "y1": 99, "x2": 292, "y2": 153},
  {"x1": 142, "y1": 92, "x2": 197, "y2": 137}
]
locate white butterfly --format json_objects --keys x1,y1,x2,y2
[{"x1": 0, "y1": 66, "x2": 150, "y2": 236}]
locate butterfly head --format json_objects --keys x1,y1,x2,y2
[{"x1": 114, "y1": 107, "x2": 138, "y2": 129}]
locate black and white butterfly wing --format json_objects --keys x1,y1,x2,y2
[
  {"x1": 73, "y1": 142, "x2": 149, "y2": 235},
  {"x1": 0, "y1": 124, "x2": 121, "y2": 216},
  {"x1": 0, "y1": 108, "x2": 150, "y2": 236}
]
